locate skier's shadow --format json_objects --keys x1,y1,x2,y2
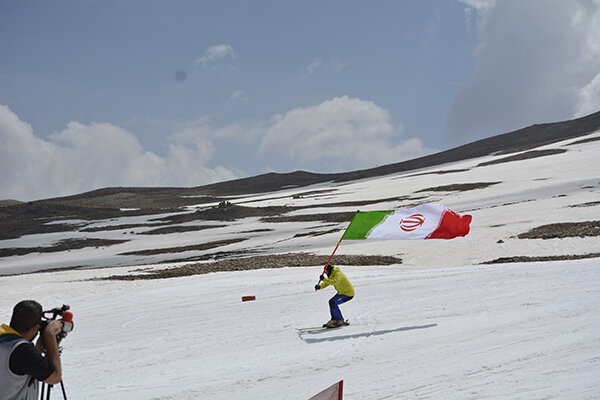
[{"x1": 299, "y1": 323, "x2": 437, "y2": 344}]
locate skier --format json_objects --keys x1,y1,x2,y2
[{"x1": 314, "y1": 264, "x2": 354, "y2": 328}]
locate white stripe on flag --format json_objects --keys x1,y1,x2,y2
[{"x1": 367, "y1": 204, "x2": 447, "y2": 240}]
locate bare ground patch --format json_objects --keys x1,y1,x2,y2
[
  {"x1": 139, "y1": 224, "x2": 227, "y2": 235},
  {"x1": 480, "y1": 221, "x2": 600, "y2": 264},
  {"x1": 482, "y1": 253, "x2": 600, "y2": 264},
  {"x1": 81, "y1": 223, "x2": 164, "y2": 232},
  {"x1": 477, "y1": 149, "x2": 567, "y2": 167},
  {"x1": 118, "y1": 238, "x2": 248, "y2": 256},
  {"x1": 293, "y1": 228, "x2": 342, "y2": 238},
  {"x1": 568, "y1": 136, "x2": 600, "y2": 146},
  {"x1": 152, "y1": 202, "x2": 293, "y2": 224},
  {"x1": 404, "y1": 169, "x2": 471, "y2": 178},
  {"x1": 416, "y1": 182, "x2": 501, "y2": 193},
  {"x1": 101, "y1": 253, "x2": 403, "y2": 280},
  {"x1": 262, "y1": 212, "x2": 355, "y2": 223},
  {"x1": 307, "y1": 196, "x2": 416, "y2": 208},
  {"x1": 0, "y1": 238, "x2": 128, "y2": 258},
  {"x1": 517, "y1": 221, "x2": 600, "y2": 239},
  {"x1": 569, "y1": 201, "x2": 600, "y2": 208}
]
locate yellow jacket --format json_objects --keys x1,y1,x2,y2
[
  {"x1": 320, "y1": 266, "x2": 355, "y2": 297},
  {"x1": 0, "y1": 324, "x2": 22, "y2": 337}
]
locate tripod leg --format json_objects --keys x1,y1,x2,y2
[
  {"x1": 60, "y1": 380, "x2": 68, "y2": 400},
  {"x1": 43, "y1": 383, "x2": 52, "y2": 400},
  {"x1": 39, "y1": 378, "x2": 66, "y2": 399},
  {"x1": 39, "y1": 382, "x2": 50, "y2": 400}
]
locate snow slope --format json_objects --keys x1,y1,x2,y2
[
  {"x1": 1, "y1": 259, "x2": 598, "y2": 399},
  {"x1": 1, "y1": 131, "x2": 599, "y2": 399}
]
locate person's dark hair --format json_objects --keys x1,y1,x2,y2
[
  {"x1": 326, "y1": 264, "x2": 334, "y2": 276},
  {"x1": 10, "y1": 300, "x2": 43, "y2": 333}
]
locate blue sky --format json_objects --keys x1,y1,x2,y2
[{"x1": 1, "y1": 0, "x2": 599, "y2": 201}]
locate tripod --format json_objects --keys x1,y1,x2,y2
[
  {"x1": 39, "y1": 346, "x2": 68, "y2": 400},
  {"x1": 38, "y1": 305, "x2": 73, "y2": 400},
  {"x1": 40, "y1": 380, "x2": 68, "y2": 400}
]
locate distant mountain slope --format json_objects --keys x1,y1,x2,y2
[
  {"x1": 195, "y1": 110, "x2": 600, "y2": 195},
  {"x1": 39, "y1": 110, "x2": 600, "y2": 201},
  {"x1": 0, "y1": 111, "x2": 599, "y2": 241}
]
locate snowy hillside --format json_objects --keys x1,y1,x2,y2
[{"x1": 1, "y1": 130, "x2": 599, "y2": 399}]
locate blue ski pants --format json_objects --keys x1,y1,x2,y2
[{"x1": 329, "y1": 294, "x2": 353, "y2": 321}]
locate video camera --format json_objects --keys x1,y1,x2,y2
[{"x1": 39, "y1": 304, "x2": 74, "y2": 343}]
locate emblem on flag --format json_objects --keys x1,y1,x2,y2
[{"x1": 399, "y1": 214, "x2": 425, "y2": 232}]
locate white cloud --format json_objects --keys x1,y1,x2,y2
[
  {"x1": 575, "y1": 72, "x2": 600, "y2": 117},
  {"x1": 303, "y1": 57, "x2": 322, "y2": 77},
  {"x1": 573, "y1": 0, "x2": 600, "y2": 117},
  {"x1": 448, "y1": 0, "x2": 600, "y2": 144},
  {"x1": 302, "y1": 57, "x2": 347, "y2": 77},
  {"x1": 330, "y1": 59, "x2": 347, "y2": 74},
  {"x1": 47, "y1": 121, "x2": 165, "y2": 194},
  {"x1": 461, "y1": 0, "x2": 496, "y2": 14},
  {"x1": 257, "y1": 96, "x2": 434, "y2": 173},
  {"x1": 423, "y1": 8, "x2": 441, "y2": 47},
  {"x1": 228, "y1": 89, "x2": 250, "y2": 103},
  {"x1": 0, "y1": 105, "x2": 237, "y2": 201},
  {"x1": 0, "y1": 105, "x2": 56, "y2": 200},
  {"x1": 197, "y1": 44, "x2": 237, "y2": 68},
  {"x1": 1, "y1": 96, "x2": 436, "y2": 201},
  {"x1": 163, "y1": 142, "x2": 236, "y2": 186}
]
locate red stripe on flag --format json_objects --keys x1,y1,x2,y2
[{"x1": 427, "y1": 209, "x2": 472, "y2": 239}]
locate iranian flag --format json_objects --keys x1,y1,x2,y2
[{"x1": 341, "y1": 204, "x2": 472, "y2": 240}]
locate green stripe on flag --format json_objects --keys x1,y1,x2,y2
[{"x1": 341, "y1": 211, "x2": 394, "y2": 239}]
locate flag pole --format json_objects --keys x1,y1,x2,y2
[
  {"x1": 324, "y1": 238, "x2": 342, "y2": 271},
  {"x1": 315, "y1": 211, "x2": 361, "y2": 290},
  {"x1": 315, "y1": 237, "x2": 343, "y2": 290}
]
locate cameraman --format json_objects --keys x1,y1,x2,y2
[{"x1": 0, "y1": 300, "x2": 62, "y2": 400}]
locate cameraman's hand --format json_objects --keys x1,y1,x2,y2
[
  {"x1": 36, "y1": 320, "x2": 62, "y2": 353},
  {"x1": 41, "y1": 320, "x2": 63, "y2": 384},
  {"x1": 44, "y1": 319, "x2": 62, "y2": 340}
]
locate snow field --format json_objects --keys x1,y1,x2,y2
[{"x1": 1, "y1": 258, "x2": 599, "y2": 399}]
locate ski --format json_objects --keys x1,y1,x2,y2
[
  {"x1": 297, "y1": 326, "x2": 329, "y2": 333},
  {"x1": 297, "y1": 320, "x2": 349, "y2": 333}
]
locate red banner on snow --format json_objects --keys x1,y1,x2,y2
[{"x1": 309, "y1": 380, "x2": 343, "y2": 400}]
